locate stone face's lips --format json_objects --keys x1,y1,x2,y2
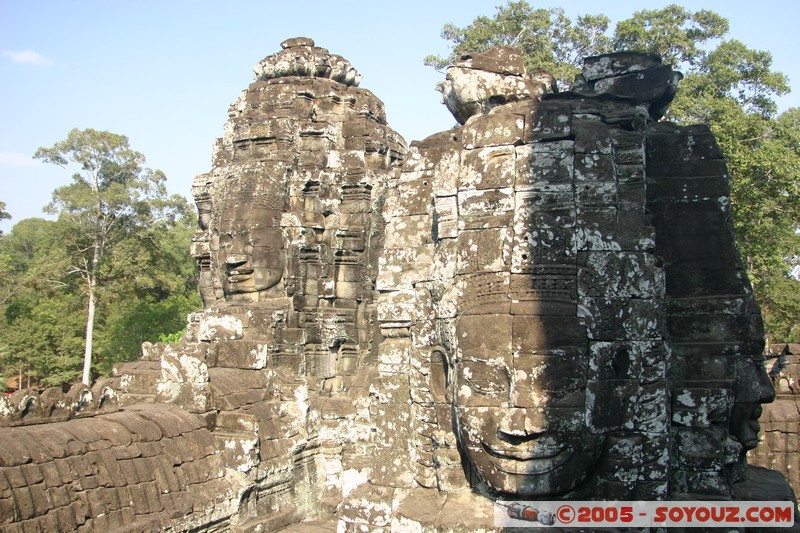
[
  {"x1": 741, "y1": 407, "x2": 763, "y2": 448},
  {"x1": 482, "y1": 442, "x2": 572, "y2": 474},
  {"x1": 226, "y1": 268, "x2": 254, "y2": 282}
]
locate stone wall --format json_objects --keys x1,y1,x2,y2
[
  {"x1": 0, "y1": 404, "x2": 242, "y2": 532},
  {"x1": 750, "y1": 344, "x2": 800, "y2": 495}
]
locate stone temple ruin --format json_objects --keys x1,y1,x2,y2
[{"x1": 0, "y1": 37, "x2": 798, "y2": 531}]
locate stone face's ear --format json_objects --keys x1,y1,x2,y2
[{"x1": 429, "y1": 346, "x2": 450, "y2": 403}]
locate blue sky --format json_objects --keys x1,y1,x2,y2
[{"x1": 2, "y1": 0, "x2": 799, "y2": 234}]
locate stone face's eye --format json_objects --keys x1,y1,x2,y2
[
  {"x1": 539, "y1": 376, "x2": 582, "y2": 397},
  {"x1": 460, "y1": 362, "x2": 509, "y2": 397},
  {"x1": 466, "y1": 377, "x2": 505, "y2": 395}
]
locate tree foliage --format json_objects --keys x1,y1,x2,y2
[
  {"x1": 429, "y1": 2, "x2": 800, "y2": 342},
  {"x1": 33, "y1": 128, "x2": 191, "y2": 384},
  {"x1": 0, "y1": 129, "x2": 200, "y2": 388},
  {"x1": 612, "y1": 5, "x2": 728, "y2": 67},
  {"x1": 0, "y1": 218, "x2": 84, "y2": 387},
  {"x1": 0, "y1": 214, "x2": 200, "y2": 388}
]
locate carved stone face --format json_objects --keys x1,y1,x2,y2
[
  {"x1": 215, "y1": 202, "x2": 284, "y2": 297},
  {"x1": 450, "y1": 313, "x2": 602, "y2": 496},
  {"x1": 435, "y1": 64, "x2": 549, "y2": 125},
  {"x1": 435, "y1": 67, "x2": 484, "y2": 125},
  {"x1": 730, "y1": 355, "x2": 775, "y2": 452}
]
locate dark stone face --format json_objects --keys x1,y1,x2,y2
[
  {"x1": 730, "y1": 355, "x2": 775, "y2": 452},
  {"x1": 215, "y1": 202, "x2": 284, "y2": 296},
  {"x1": 451, "y1": 313, "x2": 602, "y2": 496}
]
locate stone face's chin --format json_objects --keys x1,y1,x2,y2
[
  {"x1": 468, "y1": 444, "x2": 597, "y2": 496},
  {"x1": 456, "y1": 407, "x2": 601, "y2": 496},
  {"x1": 482, "y1": 442, "x2": 573, "y2": 474},
  {"x1": 730, "y1": 403, "x2": 763, "y2": 452},
  {"x1": 252, "y1": 267, "x2": 282, "y2": 291}
]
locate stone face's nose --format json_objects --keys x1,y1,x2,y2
[
  {"x1": 757, "y1": 360, "x2": 776, "y2": 404},
  {"x1": 498, "y1": 408, "x2": 548, "y2": 438}
]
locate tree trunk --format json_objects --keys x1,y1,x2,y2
[
  {"x1": 82, "y1": 240, "x2": 101, "y2": 386},
  {"x1": 82, "y1": 277, "x2": 96, "y2": 385}
]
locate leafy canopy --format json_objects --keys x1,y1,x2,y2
[
  {"x1": 0, "y1": 129, "x2": 198, "y2": 387},
  {"x1": 612, "y1": 5, "x2": 728, "y2": 67}
]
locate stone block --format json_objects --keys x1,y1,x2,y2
[
  {"x1": 459, "y1": 146, "x2": 515, "y2": 190},
  {"x1": 589, "y1": 341, "x2": 658, "y2": 381},
  {"x1": 573, "y1": 116, "x2": 612, "y2": 154},
  {"x1": 667, "y1": 312, "x2": 762, "y2": 343},
  {"x1": 339, "y1": 484, "x2": 394, "y2": 528},
  {"x1": 376, "y1": 246, "x2": 433, "y2": 290},
  {"x1": 672, "y1": 387, "x2": 733, "y2": 427},
  {"x1": 581, "y1": 297, "x2": 663, "y2": 341},
  {"x1": 433, "y1": 195, "x2": 458, "y2": 239},
  {"x1": 574, "y1": 152, "x2": 614, "y2": 181},
  {"x1": 616, "y1": 163, "x2": 644, "y2": 181},
  {"x1": 648, "y1": 176, "x2": 730, "y2": 201},
  {"x1": 674, "y1": 427, "x2": 741, "y2": 471},
  {"x1": 593, "y1": 64, "x2": 675, "y2": 103},
  {"x1": 462, "y1": 111, "x2": 525, "y2": 148},
  {"x1": 196, "y1": 312, "x2": 245, "y2": 341},
  {"x1": 578, "y1": 251, "x2": 663, "y2": 299},
  {"x1": 514, "y1": 141, "x2": 574, "y2": 190},
  {"x1": 392, "y1": 177, "x2": 434, "y2": 217},
  {"x1": 457, "y1": 187, "x2": 514, "y2": 229},
  {"x1": 215, "y1": 341, "x2": 270, "y2": 370},
  {"x1": 575, "y1": 180, "x2": 617, "y2": 206},
  {"x1": 587, "y1": 379, "x2": 638, "y2": 432},
  {"x1": 456, "y1": 227, "x2": 512, "y2": 274},
  {"x1": 582, "y1": 52, "x2": 663, "y2": 82},
  {"x1": 610, "y1": 128, "x2": 645, "y2": 151},
  {"x1": 376, "y1": 290, "x2": 416, "y2": 324},
  {"x1": 384, "y1": 215, "x2": 433, "y2": 248},
  {"x1": 525, "y1": 100, "x2": 571, "y2": 141}
]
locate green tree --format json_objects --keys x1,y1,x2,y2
[
  {"x1": 0, "y1": 212, "x2": 199, "y2": 387},
  {"x1": 0, "y1": 218, "x2": 85, "y2": 386},
  {"x1": 428, "y1": 3, "x2": 800, "y2": 341},
  {"x1": 93, "y1": 212, "x2": 200, "y2": 374},
  {"x1": 34, "y1": 128, "x2": 189, "y2": 384},
  {"x1": 612, "y1": 5, "x2": 728, "y2": 67}
]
